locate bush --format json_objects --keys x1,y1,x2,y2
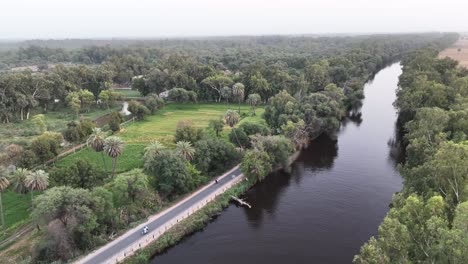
[
  {"x1": 174, "y1": 121, "x2": 204, "y2": 144},
  {"x1": 208, "y1": 118, "x2": 224, "y2": 137},
  {"x1": 144, "y1": 93, "x2": 165, "y2": 114},
  {"x1": 128, "y1": 100, "x2": 150, "y2": 120},
  {"x1": 63, "y1": 119, "x2": 95, "y2": 143},
  {"x1": 108, "y1": 111, "x2": 123, "y2": 132},
  {"x1": 17, "y1": 149, "x2": 37, "y2": 169},
  {"x1": 168, "y1": 88, "x2": 197, "y2": 103},
  {"x1": 31, "y1": 132, "x2": 64, "y2": 163}
]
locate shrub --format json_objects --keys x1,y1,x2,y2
[
  {"x1": 17, "y1": 149, "x2": 37, "y2": 169},
  {"x1": 168, "y1": 88, "x2": 197, "y2": 103},
  {"x1": 174, "y1": 121, "x2": 204, "y2": 144},
  {"x1": 128, "y1": 100, "x2": 150, "y2": 120},
  {"x1": 63, "y1": 119, "x2": 95, "y2": 143},
  {"x1": 108, "y1": 112, "x2": 123, "y2": 132},
  {"x1": 31, "y1": 132, "x2": 64, "y2": 163},
  {"x1": 144, "y1": 93, "x2": 165, "y2": 114}
]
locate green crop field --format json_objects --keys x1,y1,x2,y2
[
  {"x1": 56, "y1": 103, "x2": 264, "y2": 172},
  {"x1": 1, "y1": 191, "x2": 32, "y2": 229}
]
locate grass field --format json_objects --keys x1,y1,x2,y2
[
  {"x1": 1, "y1": 191, "x2": 31, "y2": 228},
  {"x1": 114, "y1": 89, "x2": 142, "y2": 98},
  {"x1": 56, "y1": 103, "x2": 264, "y2": 172},
  {"x1": 438, "y1": 37, "x2": 468, "y2": 68}
]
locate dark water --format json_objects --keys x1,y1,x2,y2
[{"x1": 151, "y1": 63, "x2": 404, "y2": 264}]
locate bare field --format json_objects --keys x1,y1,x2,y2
[{"x1": 439, "y1": 37, "x2": 468, "y2": 68}]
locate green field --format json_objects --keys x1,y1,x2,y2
[
  {"x1": 56, "y1": 103, "x2": 264, "y2": 172},
  {"x1": 114, "y1": 89, "x2": 142, "y2": 98},
  {"x1": 1, "y1": 191, "x2": 31, "y2": 228}
]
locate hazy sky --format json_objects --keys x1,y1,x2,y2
[{"x1": 1, "y1": 0, "x2": 466, "y2": 39}]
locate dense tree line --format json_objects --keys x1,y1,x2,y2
[
  {"x1": 354, "y1": 45, "x2": 468, "y2": 263},
  {"x1": 0, "y1": 33, "x2": 457, "y2": 124}
]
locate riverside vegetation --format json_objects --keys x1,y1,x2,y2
[
  {"x1": 0, "y1": 33, "x2": 460, "y2": 263},
  {"x1": 354, "y1": 44, "x2": 468, "y2": 263}
]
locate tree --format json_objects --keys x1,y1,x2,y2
[
  {"x1": 229, "y1": 121, "x2": 270, "y2": 148},
  {"x1": 143, "y1": 141, "x2": 166, "y2": 168},
  {"x1": 281, "y1": 120, "x2": 309, "y2": 150},
  {"x1": 49, "y1": 159, "x2": 105, "y2": 189},
  {"x1": 202, "y1": 75, "x2": 234, "y2": 102},
  {"x1": 241, "y1": 148, "x2": 272, "y2": 182},
  {"x1": 25, "y1": 169, "x2": 49, "y2": 201},
  {"x1": 246, "y1": 93, "x2": 261, "y2": 115},
  {"x1": 98, "y1": 90, "x2": 122, "y2": 109},
  {"x1": 65, "y1": 92, "x2": 81, "y2": 117},
  {"x1": 128, "y1": 100, "x2": 150, "y2": 120},
  {"x1": 144, "y1": 93, "x2": 164, "y2": 114},
  {"x1": 208, "y1": 118, "x2": 224, "y2": 137},
  {"x1": 32, "y1": 114, "x2": 47, "y2": 133},
  {"x1": 108, "y1": 111, "x2": 123, "y2": 132},
  {"x1": 232, "y1": 82, "x2": 245, "y2": 113},
  {"x1": 31, "y1": 132, "x2": 63, "y2": 163},
  {"x1": 193, "y1": 138, "x2": 240, "y2": 176},
  {"x1": 175, "y1": 141, "x2": 196, "y2": 161},
  {"x1": 263, "y1": 90, "x2": 298, "y2": 131},
  {"x1": 0, "y1": 166, "x2": 10, "y2": 227},
  {"x1": 174, "y1": 121, "x2": 204, "y2": 144},
  {"x1": 251, "y1": 135, "x2": 294, "y2": 169},
  {"x1": 32, "y1": 186, "x2": 99, "y2": 259},
  {"x1": 9, "y1": 168, "x2": 30, "y2": 194},
  {"x1": 250, "y1": 72, "x2": 271, "y2": 102},
  {"x1": 87, "y1": 127, "x2": 108, "y2": 174},
  {"x1": 224, "y1": 109, "x2": 241, "y2": 148},
  {"x1": 220, "y1": 86, "x2": 232, "y2": 103},
  {"x1": 144, "y1": 150, "x2": 192, "y2": 197},
  {"x1": 109, "y1": 169, "x2": 149, "y2": 206},
  {"x1": 103, "y1": 136, "x2": 124, "y2": 177}
]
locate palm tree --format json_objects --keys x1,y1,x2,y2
[
  {"x1": 143, "y1": 141, "x2": 166, "y2": 166},
  {"x1": 9, "y1": 168, "x2": 30, "y2": 194},
  {"x1": 232, "y1": 83, "x2": 245, "y2": 113},
  {"x1": 247, "y1": 93, "x2": 261, "y2": 115},
  {"x1": 0, "y1": 166, "x2": 10, "y2": 227},
  {"x1": 87, "y1": 128, "x2": 108, "y2": 174},
  {"x1": 103, "y1": 136, "x2": 125, "y2": 177},
  {"x1": 25, "y1": 170, "x2": 49, "y2": 202},
  {"x1": 175, "y1": 141, "x2": 196, "y2": 161},
  {"x1": 224, "y1": 110, "x2": 242, "y2": 148}
]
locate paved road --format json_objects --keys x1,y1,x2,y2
[{"x1": 79, "y1": 166, "x2": 242, "y2": 264}]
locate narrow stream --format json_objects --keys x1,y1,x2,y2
[{"x1": 151, "y1": 63, "x2": 404, "y2": 264}]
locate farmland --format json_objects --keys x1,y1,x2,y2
[{"x1": 438, "y1": 36, "x2": 468, "y2": 68}]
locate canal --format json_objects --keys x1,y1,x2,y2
[{"x1": 151, "y1": 63, "x2": 404, "y2": 264}]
